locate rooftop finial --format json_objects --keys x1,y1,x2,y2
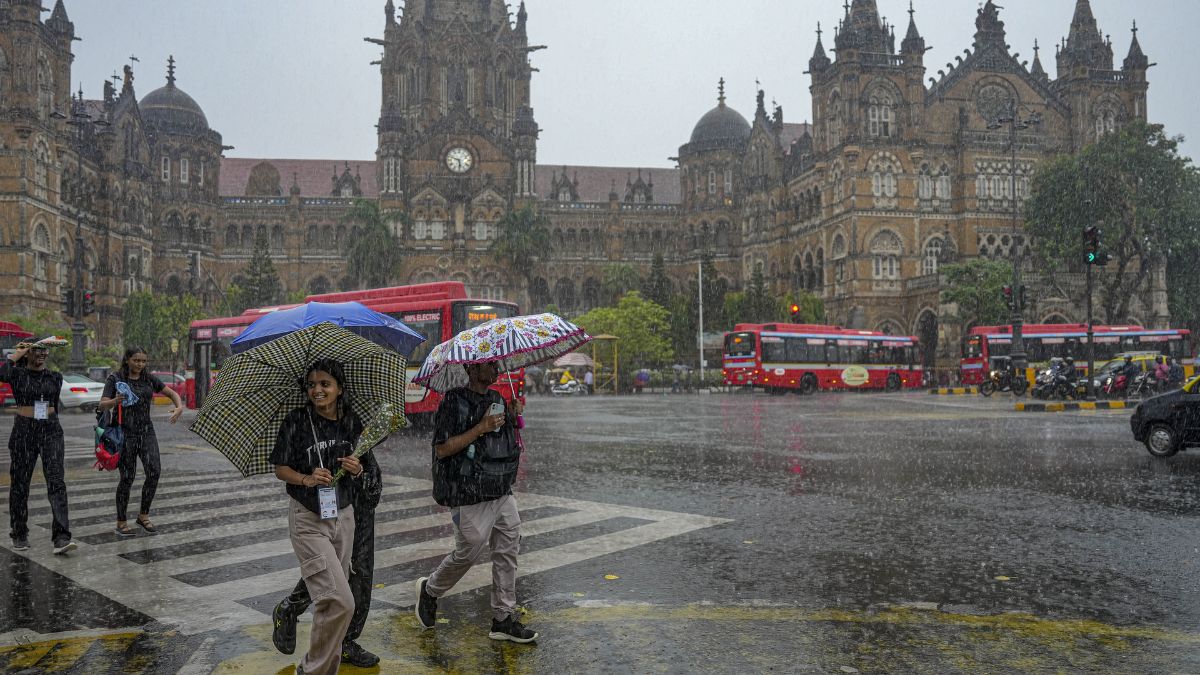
[
  {"x1": 166, "y1": 55, "x2": 176, "y2": 86},
  {"x1": 717, "y1": 78, "x2": 725, "y2": 106},
  {"x1": 1131, "y1": 19, "x2": 1138, "y2": 36},
  {"x1": 816, "y1": 21, "x2": 822, "y2": 41},
  {"x1": 908, "y1": 0, "x2": 915, "y2": 19}
]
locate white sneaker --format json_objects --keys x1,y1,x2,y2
[{"x1": 52, "y1": 540, "x2": 77, "y2": 555}]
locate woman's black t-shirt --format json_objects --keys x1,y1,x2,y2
[
  {"x1": 0, "y1": 360, "x2": 62, "y2": 411},
  {"x1": 102, "y1": 372, "x2": 165, "y2": 435},
  {"x1": 270, "y1": 406, "x2": 362, "y2": 515}
]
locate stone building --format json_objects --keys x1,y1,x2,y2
[{"x1": 0, "y1": 0, "x2": 1165, "y2": 367}]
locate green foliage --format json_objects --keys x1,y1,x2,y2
[
  {"x1": 0, "y1": 310, "x2": 71, "y2": 371},
  {"x1": 641, "y1": 253, "x2": 673, "y2": 308},
  {"x1": 122, "y1": 291, "x2": 205, "y2": 368},
  {"x1": 601, "y1": 263, "x2": 642, "y2": 305},
  {"x1": 666, "y1": 293, "x2": 698, "y2": 363},
  {"x1": 341, "y1": 199, "x2": 405, "y2": 289},
  {"x1": 781, "y1": 290, "x2": 825, "y2": 324},
  {"x1": 939, "y1": 258, "x2": 1013, "y2": 327},
  {"x1": 241, "y1": 233, "x2": 282, "y2": 308},
  {"x1": 724, "y1": 269, "x2": 778, "y2": 323},
  {"x1": 215, "y1": 283, "x2": 249, "y2": 317},
  {"x1": 1026, "y1": 120, "x2": 1200, "y2": 323},
  {"x1": 490, "y1": 206, "x2": 551, "y2": 287},
  {"x1": 1166, "y1": 171, "x2": 1200, "y2": 334},
  {"x1": 573, "y1": 291, "x2": 673, "y2": 368}
]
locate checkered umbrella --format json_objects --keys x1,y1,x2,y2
[
  {"x1": 189, "y1": 322, "x2": 407, "y2": 477},
  {"x1": 413, "y1": 313, "x2": 592, "y2": 393}
]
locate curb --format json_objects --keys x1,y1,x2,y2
[
  {"x1": 1014, "y1": 400, "x2": 1130, "y2": 413},
  {"x1": 929, "y1": 387, "x2": 979, "y2": 395}
]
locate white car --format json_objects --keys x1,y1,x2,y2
[{"x1": 60, "y1": 373, "x2": 104, "y2": 411}]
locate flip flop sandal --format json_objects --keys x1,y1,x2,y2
[
  {"x1": 115, "y1": 524, "x2": 135, "y2": 537},
  {"x1": 135, "y1": 518, "x2": 157, "y2": 534}
]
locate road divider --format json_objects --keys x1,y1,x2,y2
[
  {"x1": 1015, "y1": 400, "x2": 1129, "y2": 413},
  {"x1": 928, "y1": 387, "x2": 979, "y2": 395}
]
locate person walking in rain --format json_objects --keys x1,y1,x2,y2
[
  {"x1": 271, "y1": 444, "x2": 383, "y2": 668},
  {"x1": 271, "y1": 359, "x2": 366, "y2": 675},
  {"x1": 1, "y1": 341, "x2": 75, "y2": 555},
  {"x1": 415, "y1": 361, "x2": 538, "y2": 643},
  {"x1": 100, "y1": 347, "x2": 183, "y2": 537}
]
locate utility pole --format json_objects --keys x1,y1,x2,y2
[
  {"x1": 1086, "y1": 256, "x2": 1095, "y2": 400},
  {"x1": 697, "y1": 259, "x2": 704, "y2": 385}
]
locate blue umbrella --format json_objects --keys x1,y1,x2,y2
[{"x1": 231, "y1": 301, "x2": 427, "y2": 357}]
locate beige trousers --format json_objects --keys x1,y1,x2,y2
[
  {"x1": 427, "y1": 494, "x2": 522, "y2": 622},
  {"x1": 288, "y1": 499, "x2": 354, "y2": 675}
]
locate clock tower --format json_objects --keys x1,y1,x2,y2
[{"x1": 373, "y1": 0, "x2": 539, "y2": 246}]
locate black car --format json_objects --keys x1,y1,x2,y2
[{"x1": 1130, "y1": 376, "x2": 1200, "y2": 457}]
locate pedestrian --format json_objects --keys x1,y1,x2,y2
[
  {"x1": 415, "y1": 361, "x2": 538, "y2": 643},
  {"x1": 1153, "y1": 355, "x2": 1170, "y2": 393},
  {"x1": 1, "y1": 340, "x2": 75, "y2": 555},
  {"x1": 583, "y1": 368, "x2": 594, "y2": 395},
  {"x1": 1167, "y1": 356, "x2": 1186, "y2": 387},
  {"x1": 271, "y1": 359, "x2": 366, "y2": 675},
  {"x1": 100, "y1": 347, "x2": 183, "y2": 537},
  {"x1": 542, "y1": 367, "x2": 552, "y2": 395},
  {"x1": 271, "y1": 446, "x2": 382, "y2": 668}
]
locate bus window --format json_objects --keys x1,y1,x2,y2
[
  {"x1": 761, "y1": 337, "x2": 787, "y2": 364},
  {"x1": 963, "y1": 336, "x2": 983, "y2": 359},
  {"x1": 726, "y1": 332, "x2": 755, "y2": 357},
  {"x1": 786, "y1": 337, "x2": 808, "y2": 362},
  {"x1": 397, "y1": 312, "x2": 443, "y2": 365},
  {"x1": 988, "y1": 339, "x2": 1011, "y2": 358},
  {"x1": 825, "y1": 340, "x2": 839, "y2": 364},
  {"x1": 452, "y1": 302, "x2": 517, "y2": 335}
]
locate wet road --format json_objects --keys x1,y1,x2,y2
[{"x1": 1, "y1": 391, "x2": 1199, "y2": 673}]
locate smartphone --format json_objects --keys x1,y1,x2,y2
[{"x1": 488, "y1": 401, "x2": 505, "y2": 418}]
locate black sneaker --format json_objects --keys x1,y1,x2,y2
[
  {"x1": 414, "y1": 576, "x2": 437, "y2": 629},
  {"x1": 488, "y1": 616, "x2": 538, "y2": 643},
  {"x1": 52, "y1": 539, "x2": 77, "y2": 555},
  {"x1": 11, "y1": 537, "x2": 29, "y2": 551},
  {"x1": 271, "y1": 600, "x2": 297, "y2": 655},
  {"x1": 341, "y1": 640, "x2": 379, "y2": 667}
]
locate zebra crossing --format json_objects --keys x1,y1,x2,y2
[{"x1": 0, "y1": 471, "x2": 730, "y2": 635}]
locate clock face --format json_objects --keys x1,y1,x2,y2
[{"x1": 445, "y1": 147, "x2": 473, "y2": 174}]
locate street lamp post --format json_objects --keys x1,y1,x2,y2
[{"x1": 987, "y1": 101, "x2": 1041, "y2": 375}]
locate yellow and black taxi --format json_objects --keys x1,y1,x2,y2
[{"x1": 1131, "y1": 375, "x2": 1200, "y2": 457}]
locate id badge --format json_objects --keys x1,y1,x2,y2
[
  {"x1": 33, "y1": 400, "x2": 49, "y2": 420},
  {"x1": 318, "y1": 487, "x2": 338, "y2": 520}
]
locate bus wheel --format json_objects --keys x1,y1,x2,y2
[
  {"x1": 800, "y1": 374, "x2": 818, "y2": 395},
  {"x1": 885, "y1": 373, "x2": 901, "y2": 392}
]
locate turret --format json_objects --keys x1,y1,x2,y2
[
  {"x1": 1056, "y1": 0, "x2": 1114, "y2": 75},
  {"x1": 46, "y1": 0, "x2": 74, "y2": 39},
  {"x1": 1030, "y1": 39, "x2": 1048, "y2": 81},
  {"x1": 1122, "y1": 21, "x2": 1149, "y2": 72},
  {"x1": 900, "y1": 1, "x2": 925, "y2": 58},
  {"x1": 808, "y1": 23, "x2": 831, "y2": 73}
]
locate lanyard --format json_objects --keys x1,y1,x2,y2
[{"x1": 306, "y1": 409, "x2": 326, "y2": 471}]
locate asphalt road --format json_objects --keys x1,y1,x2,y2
[{"x1": 0, "y1": 391, "x2": 1198, "y2": 673}]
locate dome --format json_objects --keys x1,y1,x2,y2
[
  {"x1": 139, "y1": 62, "x2": 209, "y2": 134},
  {"x1": 689, "y1": 102, "x2": 750, "y2": 146}
]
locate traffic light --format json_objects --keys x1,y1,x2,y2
[
  {"x1": 82, "y1": 289, "x2": 95, "y2": 315},
  {"x1": 1002, "y1": 285, "x2": 1013, "y2": 309},
  {"x1": 1083, "y1": 226, "x2": 1107, "y2": 265},
  {"x1": 62, "y1": 289, "x2": 74, "y2": 317},
  {"x1": 789, "y1": 303, "x2": 801, "y2": 320}
]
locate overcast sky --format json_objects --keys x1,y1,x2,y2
[{"x1": 65, "y1": 1, "x2": 1198, "y2": 169}]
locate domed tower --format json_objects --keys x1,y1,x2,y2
[
  {"x1": 677, "y1": 79, "x2": 749, "y2": 252},
  {"x1": 140, "y1": 56, "x2": 224, "y2": 301}
]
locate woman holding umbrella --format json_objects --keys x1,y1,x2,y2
[{"x1": 271, "y1": 359, "x2": 366, "y2": 675}]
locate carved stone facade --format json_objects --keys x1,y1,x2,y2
[{"x1": 0, "y1": 0, "x2": 1166, "y2": 368}]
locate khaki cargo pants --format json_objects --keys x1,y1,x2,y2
[
  {"x1": 289, "y1": 499, "x2": 355, "y2": 675},
  {"x1": 427, "y1": 494, "x2": 522, "y2": 622}
]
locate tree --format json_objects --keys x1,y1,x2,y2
[
  {"x1": 490, "y1": 206, "x2": 551, "y2": 299},
  {"x1": 939, "y1": 258, "x2": 1013, "y2": 327},
  {"x1": 1026, "y1": 121, "x2": 1200, "y2": 324},
  {"x1": 642, "y1": 253, "x2": 673, "y2": 308},
  {"x1": 782, "y1": 290, "x2": 825, "y2": 324},
  {"x1": 123, "y1": 291, "x2": 205, "y2": 370},
  {"x1": 216, "y1": 283, "x2": 250, "y2": 317},
  {"x1": 666, "y1": 293, "x2": 698, "y2": 364},
  {"x1": 572, "y1": 291, "x2": 673, "y2": 368},
  {"x1": 601, "y1": 263, "x2": 641, "y2": 305},
  {"x1": 242, "y1": 233, "x2": 282, "y2": 308},
  {"x1": 341, "y1": 199, "x2": 405, "y2": 289},
  {"x1": 0, "y1": 310, "x2": 71, "y2": 371},
  {"x1": 1165, "y1": 171, "x2": 1200, "y2": 334}
]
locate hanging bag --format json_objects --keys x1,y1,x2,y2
[{"x1": 93, "y1": 404, "x2": 124, "y2": 471}]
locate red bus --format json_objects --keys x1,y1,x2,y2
[
  {"x1": 0, "y1": 320, "x2": 34, "y2": 405},
  {"x1": 723, "y1": 323, "x2": 922, "y2": 394},
  {"x1": 959, "y1": 324, "x2": 1195, "y2": 385},
  {"x1": 188, "y1": 282, "x2": 523, "y2": 418}
]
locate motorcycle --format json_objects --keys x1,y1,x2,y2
[
  {"x1": 1032, "y1": 367, "x2": 1081, "y2": 400},
  {"x1": 551, "y1": 379, "x2": 583, "y2": 396},
  {"x1": 1101, "y1": 373, "x2": 1131, "y2": 399},
  {"x1": 1125, "y1": 371, "x2": 1157, "y2": 399},
  {"x1": 979, "y1": 366, "x2": 1027, "y2": 397}
]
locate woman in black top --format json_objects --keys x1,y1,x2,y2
[
  {"x1": 270, "y1": 359, "x2": 365, "y2": 675},
  {"x1": 0, "y1": 342, "x2": 75, "y2": 555},
  {"x1": 100, "y1": 347, "x2": 183, "y2": 536}
]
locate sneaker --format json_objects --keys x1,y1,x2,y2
[
  {"x1": 271, "y1": 600, "x2": 297, "y2": 655},
  {"x1": 52, "y1": 539, "x2": 77, "y2": 555},
  {"x1": 488, "y1": 616, "x2": 538, "y2": 643},
  {"x1": 340, "y1": 640, "x2": 379, "y2": 667},
  {"x1": 11, "y1": 537, "x2": 29, "y2": 552},
  {"x1": 414, "y1": 576, "x2": 437, "y2": 629}
]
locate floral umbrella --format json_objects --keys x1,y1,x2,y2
[{"x1": 413, "y1": 313, "x2": 592, "y2": 393}]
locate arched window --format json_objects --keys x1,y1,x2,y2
[
  {"x1": 57, "y1": 239, "x2": 70, "y2": 290},
  {"x1": 918, "y1": 164, "x2": 934, "y2": 201},
  {"x1": 33, "y1": 139, "x2": 50, "y2": 198},
  {"x1": 827, "y1": 91, "x2": 842, "y2": 148},
  {"x1": 868, "y1": 92, "x2": 894, "y2": 138},
  {"x1": 936, "y1": 165, "x2": 952, "y2": 201},
  {"x1": 308, "y1": 276, "x2": 331, "y2": 295},
  {"x1": 31, "y1": 222, "x2": 50, "y2": 283},
  {"x1": 869, "y1": 230, "x2": 902, "y2": 281},
  {"x1": 922, "y1": 237, "x2": 944, "y2": 276},
  {"x1": 708, "y1": 169, "x2": 716, "y2": 194},
  {"x1": 226, "y1": 225, "x2": 238, "y2": 248},
  {"x1": 271, "y1": 225, "x2": 283, "y2": 250}
]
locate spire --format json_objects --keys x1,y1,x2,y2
[
  {"x1": 973, "y1": 0, "x2": 1007, "y2": 52},
  {"x1": 46, "y1": 0, "x2": 74, "y2": 36},
  {"x1": 1123, "y1": 21, "x2": 1149, "y2": 71},
  {"x1": 166, "y1": 55, "x2": 176, "y2": 87},
  {"x1": 385, "y1": 0, "x2": 395, "y2": 23},
  {"x1": 900, "y1": 1, "x2": 925, "y2": 55},
  {"x1": 1030, "y1": 39, "x2": 1047, "y2": 80},
  {"x1": 755, "y1": 87, "x2": 767, "y2": 121},
  {"x1": 809, "y1": 23, "x2": 831, "y2": 72},
  {"x1": 515, "y1": 1, "x2": 528, "y2": 36},
  {"x1": 717, "y1": 78, "x2": 726, "y2": 107},
  {"x1": 836, "y1": 0, "x2": 892, "y2": 54},
  {"x1": 1058, "y1": 0, "x2": 1113, "y2": 72}
]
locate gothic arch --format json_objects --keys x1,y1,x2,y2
[
  {"x1": 867, "y1": 228, "x2": 904, "y2": 255},
  {"x1": 308, "y1": 275, "x2": 332, "y2": 295},
  {"x1": 830, "y1": 231, "x2": 848, "y2": 259},
  {"x1": 554, "y1": 278, "x2": 576, "y2": 311},
  {"x1": 528, "y1": 277, "x2": 551, "y2": 309},
  {"x1": 165, "y1": 275, "x2": 182, "y2": 296},
  {"x1": 1041, "y1": 312, "x2": 1071, "y2": 324}
]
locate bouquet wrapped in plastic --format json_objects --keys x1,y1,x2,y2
[{"x1": 331, "y1": 401, "x2": 406, "y2": 485}]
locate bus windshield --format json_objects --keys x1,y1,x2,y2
[
  {"x1": 396, "y1": 311, "x2": 443, "y2": 366},
  {"x1": 962, "y1": 336, "x2": 983, "y2": 359},
  {"x1": 451, "y1": 302, "x2": 517, "y2": 335},
  {"x1": 725, "y1": 332, "x2": 755, "y2": 357}
]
